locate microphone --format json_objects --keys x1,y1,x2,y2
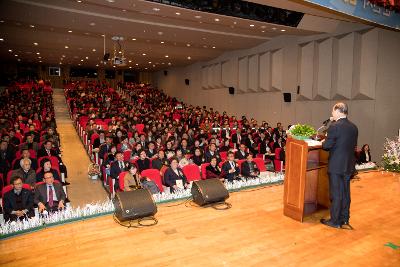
[{"x1": 322, "y1": 118, "x2": 332, "y2": 125}]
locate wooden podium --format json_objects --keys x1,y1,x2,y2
[{"x1": 283, "y1": 137, "x2": 330, "y2": 222}]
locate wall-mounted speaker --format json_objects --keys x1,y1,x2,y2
[
  {"x1": 164, "y1": 70, "x2": 168, "y2": 76},
  {"x1": 185, "y1": 79, "x2": 190, "y2": 85},
  {"x1": 283, "y1": 93, "x2": 291, "y2": 103},
  {"x1": 229, "y1": 87, "x2": 235, "y2": 95}
]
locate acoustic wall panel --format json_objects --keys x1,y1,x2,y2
[
  {"x1": 357, "y1": 28, "x2": 378, "y2": 100},
  {"x1": 207, "y1": 65, "x2": 213, "y2": 89},
  {"x1": 299, "y1": 42, "x2": 316, "y2": 100},
  {"x1": 316, "y1": 38, "x2": 334, "y2": 100},
  {"x1": 272, "y1": 49, "x2": 283, "y2": 91},
  {"x1": 248, "y1": 54, "x2": 259, "y2": 92},
  {"x1": 201, "y1": 66, "x2": 208, "y2": 89},
  {"x1": 259, "y1": 52, "x2": 271, "y2": 92},
  {"x1": 211, "y1": 63, "x2": 222, "y2": 88},
  {"x1": 221, "y1": 60, "x2": 233, "y2": 87},
  {"x1": 238, "y1": 57, "x2": 248, "y2": 92},
  {"x1": 335, "y1": 33, "x2": 355, "y2": 99}
]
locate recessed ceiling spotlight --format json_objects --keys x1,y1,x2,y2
[
  {"x1": 96, "y1": 64, "x2": 99, "y2": 66},
  {"x1": 214, "y1": 18, "x2": 220, "y2": 22},
  {"x1": 39, "y1": 60, "x2": 42, "y2": 62},
  {"x1": 145, "y1": 67, "x2": 148, "y2": 70},
  {"x1": 106, "y1": 0, "x2": 115, "y2": 3},
  {"x1": 38, "y1": 56, "x2": 41, "y2": 59},
  {"x1": 128, "y1": 60, "x2": 132, "y2": 63},
  {"x1": 142, "y1": 53, "x2": 146, "y2": 56},
  {"x1": 203, "y1": 45, "x2": 208, "y2": 48},
  {"x1": 14, "y1": 54, "x2": 18, "y2": 57},
  {"x1": 62, "y1": 55, "x2": 66, "y2": 57},
  {"x1": 280, "y1": 29, "x2": 286, "y2": 32},
  {"x1": 8, "y1": 49, "x2": 12, "y2": 52},
  {"x1": 250, "y1": 24, "x2": 255, "y2": 27},
  {"x1": 132, "y1": 38, "x2": 136, "y2": 41},
  {"x1": 65, "y1": 45, "x2": 69, "y2": 48},
  {"x1": 129, "y1": 66, "x2": 132, "y2": 69},
  {"x1": 272, "y1": 27, "x2": 277, "y2": 30},
  {"x1": 261, "y1": 25, "x2": 267, "y2": 29},
  {"x1": 160, "y1": 41, "x2": 164, "y2": 44},
  {"x1": 136, "y1": 63, "x2": 139, "y2": 66},
  {"x1": 81, "y1": 59, "x2": 84, "y2": 61},
  {"x1": 212, "y1": 46, "x2": 216, "y2": 49},
  {"x1": 195, "y1": 15, "x2": 202, "y2": 19},
  {"x1": 17, "y1": 59, "x2": 21, "y2": 62},
  {"x1": 152, "y1": 8, "x2": 160, "y2": 12},
  {"x1": 59, "y1": 62, "x2": 62, "y2": 65},
  {"x1": 85, "y1": 56, "x2": 89, "y2": 59},
  {"x1": 165, "y1": 55, "x2": 169, "y2": 58},
  {"x1": 101, "y1": 34, "x2": 105, "y2": 37},
  {"x1": 36, "y1": 52, "x2": 40, "y2": 55},
  {"x1": 29, "y1": 25, "x2": 35, "y2": 28},
  {"x1": 78, "y1": 47, "x2": 83, "y2": 50},
  {"x1": 0, "y1": 38, "x2": 4, "y2": 41},
  {"x1": 175, "y1": 12, "x2": 181, "y2": 15},
  {"x1": 68, "y1": 30, "x2": 72, "y2": 33},
  {"x1": 122, "y1": 9, "x2": 126, "y2": 12},
  {"x1": 0, "y1": 20, "x2": 4, "y2": 23},
  {"x1": 84, "y1": 32, "x2": 90, "y2": 35},
  {"x1": 89, "y1": 22, "x2": 96, "y2": 26},
  {"x1": 92, "y1": 48, "x2": 96, "y2": 52},
  {"x1": 78, "y1": 63, "x2": 81, "y2": 66},
  {"x1": 33, "y1": 42, "x2": 38, "y2": 46},
  {"x1": 148, "y1": 61, "x2": 152, "y2": 64},
  {"x1": 186, "y1": 43, "x2": 191, "y2": 47},
  {"x1": 261, "y1": 30, "x2": 265, "y2": 33},
  {"x1": 187, "y1": 56, "x2": 191, "y2": 60},
  {"x1": 168, "y1": 62, "x2": 172, "y2": 65},
  {"x1": 157, "y1": 31, "x2": 163, "y2": 35},
  {"x1": 77, "y1": 0, "x2": 82, "y2": 3}
]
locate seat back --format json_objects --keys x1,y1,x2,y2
[
  {"x1": 220, "y1": 151, "x2": 227, "y2": 161},
  {"x1": 118, "y1": 171, "x2": 129, "y2": 191},
  {"x1": 201, "y1": 163, "x2": 210, "y2": 180},
  {"x1": 237, "y1": 159, "x2": 246, "y2": 171},
  {"x1": 274, "y1": 148, "x2": 283, "y2": 172},
  {"x1": 135, "y1": 124, "x2": 145, "y2": 133},
  {"x1": 253, "y1": 158, "x2": 267, "y2": 172},
  {"x1": 182, "y1": 164, "x2": 201, "y2": 182},
  {"x1": 141, "y1": 168, "x2": 163, "y2": 192}
]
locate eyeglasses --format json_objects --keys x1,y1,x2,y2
[{"x1": 44, "y1": 176, "x2": 54, "y2": 179}]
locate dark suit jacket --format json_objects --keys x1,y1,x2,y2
[
  {"x1": 11, "y1": 168, "x2": 36, "y2": 187},
  {"x1": 98, "y1": 143, "x2": 112, "y2": 161},
  {"x1": 221, "y1": 161, "x2": 240, "y2": 181},
  {"x1": 358, "y1": 151, "x2": 371, "y2": 164},
  {"x1": 235, "y1": 150, "x2": 248, "y2": 160},
  {"x1": 136, "y1": 158, "x2": 151, "y2": 173},
  {"x1": 204, "y1": 150, "x2": 221, "y2": 163},
  {"x1": 3, "y1": 188, "x2": 34, "y2": 217},
  {"x1": 241, "y1": 161, "x2": 260, "y2": 177},
  {"x1": 231, "y1": 133, "x2": 242, "y2": 145},
  {"x1": 110, "y1": 160, "x2": 127, "y2": 180},
  {"x1": 205, "y1": 164, "x2": 221, "y2": 179},
  {"x1": 34, "y1": 182, "x2": 66, "y2": 206},
  {"x1": 36, "y1": 168, "x2": 61, "y2": 183},
  {"x1": 37, "y1": 147, "x2": 58, "y2": 158},
  {"x1": 164, "y1": 167, "x2": 188, "y2": 189},
  {"x1": 322, "y1": 118, "x2": 358, "y2": 175}
]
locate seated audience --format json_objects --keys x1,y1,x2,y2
[
  {"x1": 164, "y1": 157, "x2": 189, "y2": 193},
  {"x1": 204, "y1": 143, "x2": 221, "y2": 163},
  {"x1": 235, "y1": 144, "x2": 248, "y2": 160},
  {"x1": 151, "y1": 150, "x2": 169, "y2": 170},
  {"x1": 13, "y1": 148, "x2": 38, "y2": 170},
  {"x1": 3, "y1": 176, "x2": 35, "y2": 222},
  {"x1": 34, "y1": 171, "x2": 66, "y2": 213},
  {"x1": 359, "y1": 144, "x2": 372, "y2": 164},
  {"x1": 136, "y1": 149, "x2": 151, "y2": 173},
  {"x1": 110, "y1": 151, "x2": 128, "y2": 191},
  {"x1": 192, "y1": 148, "x2": 205, "y2": 166},
  {"x1": 123, "y1": 163, "x2": 141, "y2": 191},
  {"x1": 241, "y1": 154, "x2": 260, "y2": 178},
  {"x1": 11, "y1": 158, "x2": 36, "y2": 188},
  {"x1": 206, "y1": 157, "x2": 222, "y2": 180},
  {"x1": 221, "y1": 152, "x2": 240, "y2": 182},
  {"x1": 36, "y1": 158, "x2": 61, "y2": 183}
]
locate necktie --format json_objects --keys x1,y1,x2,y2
[
  {"x1": 47, "y1": 149, "x2": 51, "y2": 156},
  {"x1": 119, "y1": 161, "x2": 123, "y2": 170},
  {"x1": 48, "y1": 186, "x2": 54, "y2": 207}
]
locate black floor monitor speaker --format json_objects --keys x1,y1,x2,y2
[
  {"x1": 283, "y1": 93, "x2": 291, "y2": 102},
  {"x1": 113, "y1": 189, "x2": 157, "y2": 221},
  {"x1": 229, "y1": 87, "x2": 235, "y2": 95},
  {"x1": 191, "y1": 178, "x2": 229, "y2": 206}
]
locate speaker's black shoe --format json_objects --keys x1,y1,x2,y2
[
  {"x1": 62, "y1": 182, "x2": 70, "y2": 186},
  {"x1": 320, "y1": 219, "x2": 341, "y2": 229},
  {"x1": 341, "y1": 221, "x2": 354, "y2": 230},
  {"x1": 65, "y1": 198, "x2": 71, "y2": 203}
]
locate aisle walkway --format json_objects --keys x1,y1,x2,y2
[{"x1": 53, "y1": 88, "x2": 108, "y2": 207}]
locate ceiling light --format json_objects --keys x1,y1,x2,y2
[
  {"x1": 142, "y1": 53, "x2": 146, "y2": 56},
  {"x1": 113, "y1": 65, "x2": 116, "y2": 68},
  {"x1": 17, "y1": 59, "x2": 21, "y2": 62},
  {"x1": 152, "y1": 8, "x2": 160, "y2": 12},
  {"x1": 92, "y1": 48, "x2": 96, "y2": 52},
  {"x1": 214, "y1": 18, "x2": 220, "y2": 22},
  {"x1": 14, "y1": 54, "x2": 18, "y2": 57},
  {"x1": 62, "y1": 55, "x2": 66, "y2": 57},
  {"x1": 65, "y1": 45, "x2": 69, "y2": 48},
  {"x1": 68, "y1": 30, "x2": 72, "y2": 33},
  {"x1": 129, "y1": 66, "x2": 132, "y2": 69},
  {"x1": 261, "y1": 25, "x2": 267, "y2": 29},
  {"x1": 175, "y1": 12, "x2": 181, "y2": 15},
  {"x1": 250, "y1": 24, "x2": 255, "y2": 27},
  {"x1": 195, "y1": 15, "x2": 201, "y2": 19},
  {"x1": 38, "y1": 56, "x2": 41, "y2": 59},
  {"x1": 101, "y1": 34, "x2": 105, "y2": 37},
  {"x1": 145, "y1": 67, "x2": 148, "y2": 70},
  {"x1": 8, "y1": 49, "x2": 12, "y2": 52},
  {"x1": 135, "y1": 63, "x2": 139, "y2": 66},
  {"x1": 186, "y1": 43, "x2": 191, "y2": 47},
  {"x1": 78, "y1": 63, "x2": 81, "y2": 66},
  {"x1": 0, "y1": 20, "x2": 4, "y2": 23},
  {"x1": 77, "y1": 0, "x2": 82, "y2": 2},
  {"x1": 212, "y1": 46, "x2": 216, "y2": 49},
  {"x1": 187, "y1": 56, "x2": 191, "y2": 60},
  {"x1": 80, "y1": 59, "x2": 84, "y2": 62},
  {"x1": 85, "y1": 56, "x2": 89, "y2": 59},
  {"x1": 59, "y1": 62, "x2": 62, "y2": 65},
  {"x1": 0, "y1": 38, "x2": 4, "y2": 41},
  {"x1": 128, "y1": 60, "x2": 132, "y2": 63},
  {"x1": 280, "y1": 29, "x2": 286, "y2": 32},
  {"x1": 89, "y1": 22, "x2": 96, "y2": 26},
  {"x1": 33, "y1": 42, "x2": 38, "y2": 46},
  {"x1": 29, "y1": 25, "x2": 35, "y2": 28},
  {"x1": 39, "y1": 60, "x2": 42, "y2": 63},
  {"x1": 165, "y1": 55, "x2": 169, "y2": 58},
  {"x1": 84, "y1": 32, "x2": 90, "y2": 35},
  {"x1": 122, "y1": 9, "x2": 126, "y2": 12},
  {"x1": 160, "y1": 41, "x2": 164, "y2": 44},
  {"x1": 106, "y1": 0, "x2": 115, "y2": 3},
  {"x1": 233, "y1": 21, "x2": 237, "y2": 25},
  {"x1": 132, "y1": 38, "x2": 136, "y2": 41},
  {"x1": 158, "y1": 31, "x2": 163, "y2": 35},
  {"x1": 148, "y1": 61, "x2": 152, "y2": 64},
  {"x1": 168, "y1": 62, "x2": 172, "y2": 65},
  {"x1": 96, "y1": 64, "x2": 99, "y2": 67},
  {"x1": 261, "y1": 30, "x2": 265, "y2": 33},
  {"x1": 36, "y1": 52, "x2": 40, "y2": 55},
  {"x1": 203, "y1": 45, "x2": 208, "y2": 48},
  {"x1": 272, "y1": 27, "x2": 277, "y2": 30}
]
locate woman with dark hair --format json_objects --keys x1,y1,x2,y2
[
  {"x1": 123, "y1": 163, "x2": 141, "y2": 191},
  {"x1": 191, "y1": 148, "x2": 205, "y2": 166},
  {"x1": 219, "y1": 138, "x2": 230, "y2": 152},
  {"x1": 136, "y1": 149, "x2": 150, "y2": 173},
  {"x1": 205, "y1": 157, "x2": 222, "y2": 180},
  {"x1": 359, "y1": 144, "x2": 372, "y2": 163},
  {"x1": 164, "y1": 157, "x2": 189, "y2": 193}
]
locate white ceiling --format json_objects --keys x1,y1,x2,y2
[{"x1": 0, "y1": 0, "x2": 360, "y2": 71}]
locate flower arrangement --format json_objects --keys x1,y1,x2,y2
[
  {"x1": 88, "y1": 163, "x2": 101, "y2": 179},
  {"x1": 382, "y1": 136, "x2": 400, "y2": 173},
  {"x1": 287, "y1": 124, "x2": 316, "y2": 140}
]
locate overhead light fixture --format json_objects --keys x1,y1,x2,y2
[
  {"x1": 280, "y1": 29, "x2": 286, "y2": 32},
  {"x1": 129, "y1": 66, "x2": 132, "y2": 69},
  {"x1": 36, "y1": 52, "x2": 40, "y2": 55},
  {"x1": 106, "y1": 0, "x2": 115, "y2": 3},
  {"x1": 152, "y1": 8, "x2": 160, "y2": 12},
  {"x1": 92, "y1": 48, "x2": 96, "y2": 52},
  {"x1": 29, "y1": 25, "x2": 35, "y2": 28},
  {"x1": 62, "y1": 55, "x2": 66, "y2": 57},
  {"x1": 261, "y1": 25, "x2": 267, "y2": 29},
  {"x1": 136, "y1": 63, "x2": 139, "y2": 66},
  {"x1": 158, "y1": 31, "x2": 163, "y2": 35},
  {"x1": 132, "y1": 38, "x2": 136, "y2": 41},
  {"x1": 68, "y1": 30, "x2": 72, "y2": 33},
  {"x1": 122, "y1": 9, "x2": 126, "y2": 12},
  {"x1": 39, "y1": 60, "x2": 42, "y2": 62},
  {"x1": 89, "y1": 22, "x2": 96, "y2": 26},
  {"x1": 148, "y1": 61, "x2": 152, "y2": 64},
  {"x1": 168, "y1": 62, "x2": 172, "y2": 65},
  {"x1": 195, "y1": 15, "x2": 201, "y2": 19},
  {"x1": 261, "y1": 30, "x2": 265, "y2": 33},
  {"x1": 186, "y1": 43, "x2": 191, "y2": 47},
  {"x1": 96, "y1": 64, "x2": 99, "y2": 66},
  {"x1": 65, "y1": 45, "x2": 69, "y2": 48},
  {"x1": 272, "y1": 27, "x2": 277, "y2": 30},
  {"x1": 175, "y1": 12, "x2": 181, "y2": 15},
  {"x1": 33, "y1": 42, "x2": 38, "y2": 46},
  {"x1": 77, "y1": 0, "x2": 82, "y2": 2},
  {"x1": 214, "y1": 18, "x2": 220, "y2": 22},
  {"x1": 160, "y1": 41, "x2": 164, "y2": 44},
  {"x1": 0, "y1": 38, "x2": 4, "y2": 41},
  {"x1": 165, "y1": 55, "x2": 169, "y2": 58},
  {"x1": 142, "y1": 53, "x2": 146, "y2": 56},
  {"x1": 14, "y1": 54, "x2": 18, "y2": 57},
  {"x1": 0, "y1": 20, "x2": 4, "y2": 23},
  {"x1": 38, "y1": 56, "x2": 41, "y2": 59},
  {"x1": 81, "y1": 59, "x2": 84, "y2": 62},
  {"x1": 128, "y1": 60, "x2": 132, "y2": 63},
  {"x1": 8, "y1": 49, "x2": 12, "y2": 52},
  {"x1": 250, "y1": 24, "x2": 255, "y2": 27},
  {"x1": 85, "y1": 56, "x2": 89, "y2": 59},
  {"x1": 187, "y1": 56, "x2": 191, "y2": 60}
]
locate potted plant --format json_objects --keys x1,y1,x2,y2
[
  {"x1": 287, "y1": 124, "x2": 316, "y2": 140},
  {"x1": 382, "y1": 136, "x2": 400, "y2": 173},
  {"x1": 88, "y1": 163, "x2": 101, "y2": 180}
]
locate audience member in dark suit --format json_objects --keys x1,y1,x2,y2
[
  {"x1": 321, "y1": 102, "x2": 358, "y2": 229},
  {"x1": 11, "y1": 158, "x2": 36, "y2": 188},
  {"x1": 136, "y1": 149, "x2": 151, "y2": 173},
  {"x1": 98, "y1": 136, "x2": 114, "y2": 161},
  {"x1": 35, "y1": 158, "x2": 61, "y2": 183},
  {"x1": 151, "y1": 150, "x2": 169, "y2": 170},
  {"x1": 221, "y1": 152, "x2": 240, "y2": 182},
  {"x1": 0, "y1": 140, "x2": 15, "y2": 177},
  {"x1": 37, "y1": 140, "x2": 68, "y2": 180},
  {"x1": 231, "y1": 129, "x2": 242, "y2": 149},
  {"x1": 192, "y1": 148, "x2": 205, "y2": 166},
  {"x1": 164, "y1": 157, "x2": 189, "y2": 193},
  {"x1": 22, "y1": 135, "x2": 39, "y2": 153},
  {"x1": 219, "y1": 138, "x2": 230, "y2": 152},
  {"x1": 92, "y1": 131, "x2": 105, "y2": 150},
  {"x1": 205, "y1": 157, "x2": 222, "y2": 180},
  {"x1": 241, "y1": 154, "x2": 260, "y2": 178},
  {"x1": 358, "y1": 144, "x2": 372, "y2": 164},
  {"x1": 35, "y1": 171, "x2": 66, "y2": 213},
  {"x1": 3, "y1": 177, "x2": 35, "y2": 222},
  {"x1": 12, "y1": 148, "x2": 38, "y2": 170},
  {"x1": 234, "y1": 144, "x2": 248, "y2": 160},
  {"x1": 110, "y1": 151, "x2": 127, "y2": 191},
  {"x1": 204, "y1": 143, "x2": 221, "y2": 163},
  {"x1": 146, "y1": 142, "x2": 158, "y2": 158}
]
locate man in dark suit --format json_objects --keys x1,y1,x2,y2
[
  {"x1": 221, "y1": 151, "x2": 240, "y2": 182},
  {"x1": 11, "y1": 158, "x2": 36, "y2": 188},
  {"x1": 321, "y1": 102, "x2": 358, "y2": 229},
  {"x1": 110, "y1": 151, "x2": 127, "y2": 191},
  {"x1": 3, "y1": 176, "x2": 35, "y2": 222},
  {"x1": 231, "y1": 129, "x2": 242, "y2": 149},
  {"x1": 241, "y1": 154, "x2": 260, "y2": 178},
  {"x1": 34, "y1": 171, "x2": 66, "y2": 213},
  {"x1": 13, "y1": 148, "x2": 38, "y2": 170},
  {"x1": 204, "y1": 143, "x2": 221, "y2": 163},
  {"x1": 164, "y1": 157, "x2": 189, "y2": 193},
  {"x1": 235, "y1": 144, "x2": 248, "y2": 160},
  {"x1": 98, "y1": 136, "x2": 114, "y2": 161}
]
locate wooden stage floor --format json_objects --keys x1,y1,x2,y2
[{"x1": 1, "y1": 171, "x2": 399, "y2": 267}]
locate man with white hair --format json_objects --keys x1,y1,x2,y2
[{"x1": 11, "y1": 158, "x2": 36, "y2": 188}]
